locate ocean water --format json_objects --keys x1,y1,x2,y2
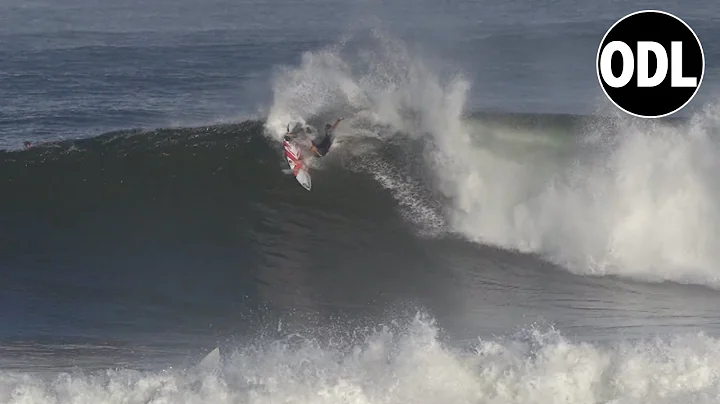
[{"x1": 3, "y1": 0, "x2": 720, "y2": 402}]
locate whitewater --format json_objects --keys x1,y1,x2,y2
[
  {"x1": 4, "y1": 315, "x2": 720, "y2": 404},
  {"x1": 265, "y1": 28, "x2": 720, "y2": 288}
]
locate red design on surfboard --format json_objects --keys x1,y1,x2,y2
[{"x1": 284, "y1": 141, "x2": 304, "y2": 176}]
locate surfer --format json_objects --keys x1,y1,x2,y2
[
  {"x1": 310, "y1": 117, "x2": 343, "y2": 157},
  {"x1": 284, "y1": 117, "x2": 343, "y2": 158}
]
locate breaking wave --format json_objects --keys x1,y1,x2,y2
[
  {"x1": 262, "y1": 27, "x2": 720, "y2": 287},
  {"x1": 3, "y1": 313, "x2": 720, "y2": 404}
]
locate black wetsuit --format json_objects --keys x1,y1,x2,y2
[{"x1": 313, "y1": 129, "x2": 333, "y2": 156}]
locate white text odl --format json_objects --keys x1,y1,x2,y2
[{"x1": 599, "y1": 41, "x2": 698, "y2": 88}]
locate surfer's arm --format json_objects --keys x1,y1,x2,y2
[{"x1": 330, "y1": 117, "x2": 344, "y2": 130}]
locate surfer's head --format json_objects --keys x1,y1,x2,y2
[
  {"x1": 305, "y1": 127, "x2": 312, "y2": 134},
  {"x1": 325, "y1": 123, "x2": 332, "y2": 130}
]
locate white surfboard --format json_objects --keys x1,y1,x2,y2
[{"x1": 283, "y1": 136, "x2": 312, "y2": 191}]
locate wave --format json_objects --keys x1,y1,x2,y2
[
  {"x1": 5, "y1": 27, "x2": 720, "y2": 290},
  {"x1": 262, "y1": 27, "x2": 720, "y2": 288},
  {"x1": 3, "y1": 313, "x2": 720, "y2": 404}
]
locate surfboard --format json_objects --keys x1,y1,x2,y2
[{"x1": 283, "y1": 136, "x2": 312, "y2": 191}]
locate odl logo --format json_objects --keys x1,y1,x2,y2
[{"x1": 596, "y1": 10, "x2": 705, "y2": 118}]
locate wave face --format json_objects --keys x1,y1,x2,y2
[
  {"x1": 262, "y1": 28, "x2": 720, "y2": 288},
  {"x1": 10, "y1": 108, "x2": 720, "y2": 291},
  {"x1": 4, "y1": 314, "x2": 720, "y2": 404}
]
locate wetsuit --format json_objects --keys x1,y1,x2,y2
[{"x1": 312, "y1": 127, "x2": 334, "y2": 156}]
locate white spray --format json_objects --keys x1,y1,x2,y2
[
  {"x1": 264, "y1": 28, "x2": 720, "y2": 287},
  {"x1": 5, "y1": 314, "x2": 720, "y2": 404}
]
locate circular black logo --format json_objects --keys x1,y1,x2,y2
[{"x1": 596, "y1": 10, "x2": 704, "y2": 118}]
